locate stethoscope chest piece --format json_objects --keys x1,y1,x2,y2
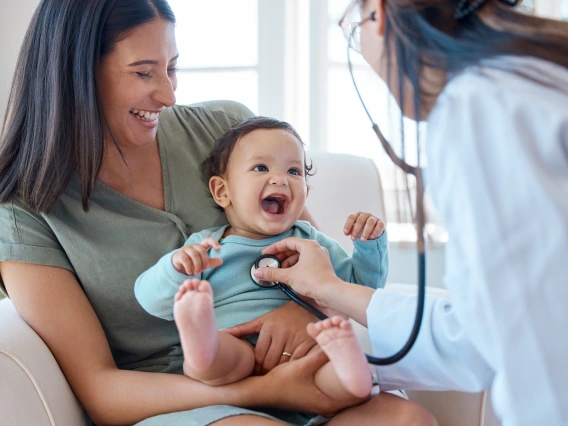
[{"x1": 250, "y1": 255, "x2": 281, "y2": 288}]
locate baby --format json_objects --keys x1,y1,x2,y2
[{"x1": 135, "y1": 117, "x2": 389, "y2": 400}]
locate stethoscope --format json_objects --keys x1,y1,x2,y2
[
  {"x1": 250, "y1": 255, "x2": 328, "y2": 321},
  {"x1": 250, "y1": 252, "x2": 423, "y2": 366}
]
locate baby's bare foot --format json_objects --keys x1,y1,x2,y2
[
  {"x1": 307, "y1": 316, "x2": 373, "y2": 398},
  {"x1": 174, "y1": 279, "x2": 218, "y2": 374}
]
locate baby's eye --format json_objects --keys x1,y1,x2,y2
[
  {"x1": 288, "y1": 168, "x2": 301, "y2": 176},
  {"x1": 253, "y1": 165, "x2": 268, "y2": 172}
]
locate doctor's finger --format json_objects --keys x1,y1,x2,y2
[
  {"x1": 262, "y1": 237, "x2": 313, "y2": 256},
  {"x1": 273, "y1": 250, "x2": 298, "y2": 263},
  {"x1": 281, "y1": 253, "x2": 300, "y2": 269},
  {"x1": 254, "y1": 267, "x2": 290, "y2": 286}
]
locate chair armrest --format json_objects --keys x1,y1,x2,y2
[{"x1": 0, "y1": 298, "x2": 87, "y2": 426}]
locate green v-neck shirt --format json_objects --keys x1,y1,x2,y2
[{"x1": 0, "y1": 101, "x2": 254, "y2": 372}]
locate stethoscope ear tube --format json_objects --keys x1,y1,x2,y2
[{"x1": 344, "y1": 25, "x2": 427, "y2": 365}]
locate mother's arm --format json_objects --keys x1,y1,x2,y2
[{"x1": 1, "y1": 262, "x2": 359, "y2": 425}]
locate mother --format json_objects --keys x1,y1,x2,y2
[{"x1": 0, "y1": 1, "x2": 435, "y2": 425}]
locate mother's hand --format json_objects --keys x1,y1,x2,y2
[
  {"x1": 254, "y1": 346, "x2": 365, "y2": 416},
  {"x1": 255, "y1": 238, "x2": 342, "y2": 302},
  {"x1": 223, "y1": 301, "x2": 318, "y2": 375}
]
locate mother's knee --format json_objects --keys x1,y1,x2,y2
[
  {"x1": 363, "y1": 393, "x2": 438, "y2": 426},
  {"x1": 394, "y1": 399, "x2": 438, "y2": 426}
]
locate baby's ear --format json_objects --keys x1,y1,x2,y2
[{"x1": 209, "y1": 176, "x2": 231, "y2": 208}]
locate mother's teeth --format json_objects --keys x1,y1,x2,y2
[{"x1": 131, "y1": 109, "x2": 160, "y2": 121}]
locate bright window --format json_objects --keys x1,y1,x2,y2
[{"x1": 168, "y1": 0, "x2": 259, "y2": 111}]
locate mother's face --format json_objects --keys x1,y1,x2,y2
[{"x1": 99, "y1": 18, "x2": 178, "y2": 149}]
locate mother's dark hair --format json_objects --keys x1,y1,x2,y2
[
  {"x1": 381, "y1": 0, "x2": 568, "y2": 122},
  {"x1": 0, "y1": 0, "x2": 175, "y2": 213}
]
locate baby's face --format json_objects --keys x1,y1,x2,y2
[{"x1": 222, "y1": 129, "x2": 308, "y2": 239}]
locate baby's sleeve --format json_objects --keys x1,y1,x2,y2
[
  {"x1": 0, "y1": 198, "x2": 75, "y2": 296},
  {"x1": 134, "y1": 233, "x2": 202, "y2": 321},
  {"x1": 312, "y1": 226, "x2": 389, "y2": 289}
]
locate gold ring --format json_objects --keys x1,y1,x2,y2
[{"x1": 282, "y1": 352, "x2": 292, "y2": 357}]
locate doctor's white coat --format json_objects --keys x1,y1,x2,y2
[{"x1": 368, "y1": 56, "x2": 568, "y2": 426}]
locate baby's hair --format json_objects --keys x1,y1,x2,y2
[{"x1": 201, "y1": 116, "x2": 315, "y2": 187}]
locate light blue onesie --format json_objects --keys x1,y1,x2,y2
[{"x1": 135, "y1": 220, "x2": 388, "y2": 329}]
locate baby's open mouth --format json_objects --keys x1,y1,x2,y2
[{"x1": 261, "y1": 195, "x2": 289, "y2": 215}]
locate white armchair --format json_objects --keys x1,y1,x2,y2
[
  {"x1": 0, "y1": 297, "x2": 86, "y2": 425},
  {"x1": 0, "y1": 151, "x2": 499, "y2": 426}
]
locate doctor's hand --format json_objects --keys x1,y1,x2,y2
[
  {"x1": 256, "y1": 238, "x2": 343, "y2": 304},
  {"x1": 344, "y1": 211, "x2": 385, "y2": 242},
  {"x1": 172, "y1": 238, "x2": 223, "y2": 275},
  {"x1": 222, "y1": 301, "x2": 317, "y2": 375}
]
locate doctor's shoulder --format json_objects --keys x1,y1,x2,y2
[
  {"x1": 429, "y1": 56, "x2": 568, "y2": 147},
  {"x1": 440, "y1": 56, "x2": 568, "y2": 113}
]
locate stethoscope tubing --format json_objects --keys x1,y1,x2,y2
[{"x1": 277, "y1": 283, "x2": 328, "y2": 321}]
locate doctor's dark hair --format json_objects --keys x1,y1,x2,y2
[
  {"x1": 377, "y1": 0, "x2": 568, "y2": 123},
  {"x1": 201, "y1": 117, "x2": 315, "y2": 210},
  {"x1": 0, "y1": 0, "x2": 175, "y2": 213}
]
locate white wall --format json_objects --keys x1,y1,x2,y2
[
  {"x1": 389, "y1": 244, "x2": 446, "y2": 289},
  {"x1": 0, "y1": 0, "x2": 40, "y2": 121}
]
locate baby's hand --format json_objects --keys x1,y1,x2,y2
[
  {"x1": 172, "y1": 238, "x2": 223, "y2": 275},
  {"x1": 344, "y1": 212, "x2": 385, "y2": 242}
]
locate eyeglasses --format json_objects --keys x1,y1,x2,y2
[{"x1": 338, "y1": 0, "x2": 376, "y2": 53}]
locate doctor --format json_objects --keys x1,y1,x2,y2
[{"x1": 253, "y1": 0, "x2": 568, "y2": 425}]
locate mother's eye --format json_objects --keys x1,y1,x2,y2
[{"x1": 136, "y1": 72, "x2": 152, "y2": 79}]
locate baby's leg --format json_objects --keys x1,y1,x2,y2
[
  {"x1": 173, "y1": 279, "x2": 255, "y2": 386},
  {"x1": 308, "y1": 316, "x2": 373, "y2": 400}
]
